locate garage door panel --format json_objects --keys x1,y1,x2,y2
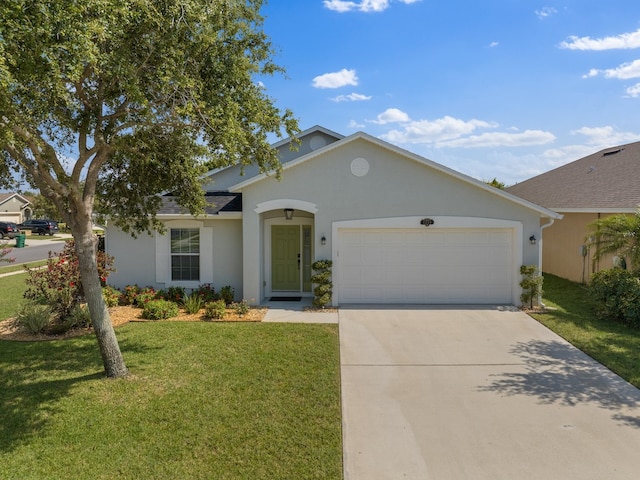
[{"x1": 338, "y1": 228, "x2": 513, "y2": 304}]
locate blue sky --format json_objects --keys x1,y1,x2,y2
[{"x1": 259, "y1": 0, "x2": 640, "y2": 185}]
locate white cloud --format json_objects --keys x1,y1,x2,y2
[
  {"x1": 589, "y1": 59, "x2": 640, "y2": 80},
  {"x1": 348, "y1": 119, "x2": 365, "y2": 129},
  {"x1": 560, "y1": 28, "x2": 640, "y2": 51},
  {"x1": 535, "y1": 7, "x2": 557, "y2": 19},
  {"x1": 626, "y1": 83, "x2": 640, "y2": 98},
  {"x1": 370, "y1": 108, "x2": 410, "y2": 124},
  {"x1": 331, "y1": 92, "x2": 372, "y2": 102},
  {"x1": 381, "y1": 116, "x2": 497, "y2": 143},
  {"x1": 489, "y1": 41, "x2": 499, "y2": 48},
  {"x1": 312, "y1": 68, "x2": 358, "y2": 89},
  {"x1": 571, "y1": 125, "x2": 640, "y2": 145},
  {"x1": 323, "y1": 0, "x2": 419, "y2": 13},
  {"x1": 323, "y1": 0, "x2": 388, "y2": 12},
  {"x1": 439, "y1": 130, "x2": 556, "y2": 148}
]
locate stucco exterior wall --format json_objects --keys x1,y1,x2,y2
[
  {"x1": 106, "y1": 227, "x2": 157, "y2": 289},
  {"x1": 106, "y1": 218, "x2": 243, "y2": 297},
  {"x1": 239, "y1": 137, "x2": 544, "y2": 302},
  {"x1": 542, "y1": 212, "x2": 620, "y2": 283}
]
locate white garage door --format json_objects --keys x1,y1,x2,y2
[{"x1": 338, "y1": 228, "x2": 513, "y2": 304}]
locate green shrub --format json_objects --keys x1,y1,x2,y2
[
  {"x1": 519, "y1": 264, "x2": 543, "y2": 309},
  {"x1": 141, "y1": 299, "x2": 179, "y2": 320},
  {"x1": 219, "y1": 285, "x2": 235, "y2": 305},
  {"x1": 183, "y1": 293, "x2": 204, "y2": 314},
  {"x1": 102, "y1": 286, "x2": 122, "y2": 307},
  {"x1": 135, "y1": 286, "x2": 158, "y2": 308},
  {"x1": 233, "y1": 299, "x2": 250, "y2": 316},
  {"x1": 193, "y1": 283, "x2": 218, "y2": 302},
  {"x1": 16, "y1": 303, "x2": 52, "y2": 334},
  {"x1": 121, "y1": 285, "x2": 141, "y2": 305},
  {"x1": 204, "y1": 300, "x2": 226, "y2": 320},
  {"x1": 164, "y1": 286, "x2": 186, "y2": 303},
  {"x1": 311, "y1": 260, "x2": 333, "y2": 309},
  {"x1": 66, "y1": 304, "x2": 92, "y2": 329},
  {"x1": 23, "y1": 239, "x2": 115, "y2": 319},
  {"x1": 590, "y1": 269, "x2": 640, "y2": 327}
]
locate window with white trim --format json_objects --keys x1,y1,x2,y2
[{"x1": 171, "y1": 228, "x2": 200, "y2": 281}]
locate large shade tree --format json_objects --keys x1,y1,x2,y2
[{"x1": 0, "y1": 0, "x2": 298, "y2": 377}]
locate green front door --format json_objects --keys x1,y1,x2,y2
[{"x1": 272, "y1": 225, "x2": 301, "y2": 291}]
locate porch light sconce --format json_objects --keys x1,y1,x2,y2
[
  {"x1": 321, "y1": 235, "x2": 326, "y2": 245},
  {"x1": 420, "y1": 218, "x2": 435, "y2": 227},
  {"x1": 529, "y1": 235, "x2": 537, "y2": 245},
  {"x1": 284, "y1": 208, "x2": 294, "y2": 220}
]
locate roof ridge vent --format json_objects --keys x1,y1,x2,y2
[{"x1": 603, "y1": 147, "x2": 624, "y2": 157}]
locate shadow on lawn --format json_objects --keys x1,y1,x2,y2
[
  {"x1": 534, "y1": 274, "x2": 640, "y2": 388},
  {"x1": 479, "y1": 339, "x2": 640, "y2": 427},
  {"x1": 0, "y1": 338, "x2": 101, "y2": 452},
  {"x1": 0, "y1": 331, "x2": 155, "y2": 453}
]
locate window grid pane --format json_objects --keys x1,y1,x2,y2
[{"x1": 170, "y1": 228, "x2": 200, "y2": 281}]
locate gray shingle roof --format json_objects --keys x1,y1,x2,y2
[
  {"x1": 159, "y1": 192, "x2": 242, "y2": 215},
  {"x1": 506, "y1": 141, "x2": 640, "y2": 210}
]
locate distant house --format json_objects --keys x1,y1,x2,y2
[
  {"x1": 507, "y1": 142, "x2": 640, "y2": 283},
  {"x1": 107, "y1": 126, "x2": 559, "y2": 306},
  {"x1": 0, "y1": 193, "x2": 32, "y2": 224}
]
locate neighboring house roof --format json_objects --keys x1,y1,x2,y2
[
  {"x1": 158, "y1": 192, "x2": 242, "y2": 216},
  {"x1": 0, "y1": 192, "x2": 31, "y2": 208},
  {"x1": 229, "y1": 130, "x2": 561, "y2": 220},
  {"x1": 507, "y1": 141, "x2": 640, "y2": 211}
]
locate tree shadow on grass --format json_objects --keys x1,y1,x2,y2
[
  {"x1": 478, "y1": 340, "x2": 640, "y2": 427},
  {"x1": 0, "y1": 337, "x2": 104, "y2": 453},
  {"x1": 0, "y1": 330, "x2": 152, "y2": 454}
]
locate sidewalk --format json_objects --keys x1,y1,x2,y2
[{"x1": 262, "y1": 298, "x2": 339, "y2": 323}]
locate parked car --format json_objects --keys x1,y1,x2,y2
[
  {"x1": 0, "y1": 221, "x2": 19, "y2": 240},
  {"x1": 18, "y1": 219, "x2": 59, "y2": 236}
]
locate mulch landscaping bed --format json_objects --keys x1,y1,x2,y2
[{"x1": 0, "y1": 305, "x2": 268, "y2": 342}]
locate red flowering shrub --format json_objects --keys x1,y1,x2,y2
[
  {"x1": 0, "y1": 242, "x2": 15, "y2": 265},
  {"x1": 24, "y1": 239, "x2": 115, "y2": 322}
]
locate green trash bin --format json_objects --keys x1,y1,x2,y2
[{"x1": 15, "y1": 233, "x2": 26, "y2": 248}]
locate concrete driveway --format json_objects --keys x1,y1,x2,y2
[{"x1": 339, "y1": 306, "x2": 640, "y2": 479}]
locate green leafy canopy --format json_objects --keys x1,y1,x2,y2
[
  {"x1": 0, "y1": 0, "x2": 299, "y2": 233},
  {"x1": 0, "y1": 0, "x2": 299, "y2": 377}
]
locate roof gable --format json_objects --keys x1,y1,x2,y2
[
  {"x1": 230, "y1": 131, "x2": 560, "y2": 219},
  {"x1": 507, "y1": 141, "x2": 640, "y2": 211},
  {"x1": 200, "y1": 125, "x2": 344, "y2": 191},
  {"x1": 0, "y1": 192, "x2": 31, "y2": 208}
]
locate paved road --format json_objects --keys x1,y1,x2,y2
[
  {"x1": 2, "y1": 235, "x2": 70, "y2": 265},
  {"x1": 340, "y1": 306, "x2": 640, "y2": 480}
]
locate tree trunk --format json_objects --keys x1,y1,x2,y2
[{"x1": 74, "y1": 222, "x2": 128, "y2": 378}]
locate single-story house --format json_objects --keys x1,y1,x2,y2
[
  {"x1": 106, "y1": 126, "x2": 560, "y2": 306},
  {"x1": 507, "y1": 141, "x2": 640, "y2": 283},
  {"x1": 0, "y1": 192, "x2": 32, "y2": 223}
]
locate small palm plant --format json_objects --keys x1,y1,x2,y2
[{"x1": 587, "y1": 208, "x2": 640, "y2": 273}]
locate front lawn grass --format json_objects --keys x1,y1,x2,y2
[
  {"x1": 0, "y1": 260, "x2": 47, "y2": 276},
  {"x1": 531, "y1": 273, "x2": 640, "y2": 388},
  {"x1": 0, "y1": 272, "x2": 29, "y2": 321},
  {"x1": 0, "y1": 322, "x2": 342, "y2": 480}
]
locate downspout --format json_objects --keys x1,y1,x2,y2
[{"x1": 538, "y1": 218, "x2": 556, "y2": 307}]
